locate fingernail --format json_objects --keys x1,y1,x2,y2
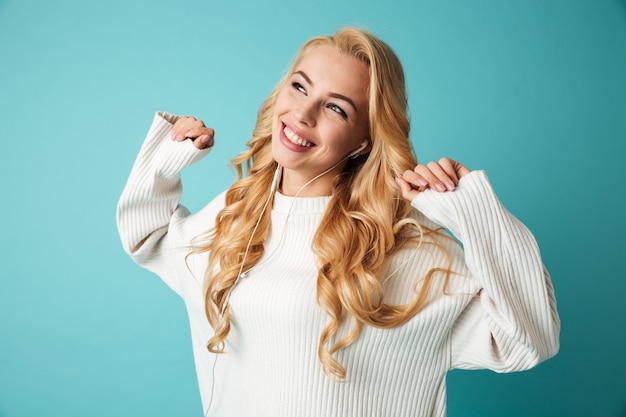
[
  {"x1": 445, "y1": 181, "x2": 455, "y2": 191},
  {"x1": 435, "y1": 183, "x2": 446, "y2": 192},
  {"x1": 417, "y1": 178, "x2": 428, "y2": 187}
]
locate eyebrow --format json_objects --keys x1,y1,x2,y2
[{"x1": 293, "y1": 70, "x2": 358, "y2": 112}]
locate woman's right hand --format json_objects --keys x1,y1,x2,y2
[{"x1": 171, "y1": 116, "x2": 215, "y2": 149}]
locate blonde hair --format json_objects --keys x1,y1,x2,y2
[{"x1": 191, "y1": 28, "x2": 453, "y2": 379}]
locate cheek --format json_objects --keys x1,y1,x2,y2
[
  {"x1": 271, "y1": 116, "x2": 281, "y2": 148},
  {"x1": 271, "y1": 114, "x2": 284, "y2": 150},
  {"x1": 338, "y1": 123, "x2": 366, "y2": 147},
  {"x1": 274, "y1": 89, "x2": 290, "y2": 113},
  {"x1": 322, "y1": 127, "x2": 357, "y2": 156}
]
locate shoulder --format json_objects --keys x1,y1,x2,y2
[{"x1": 171, "y1": 190, "x2": 228, "y2": 243}]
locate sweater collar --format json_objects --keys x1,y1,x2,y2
[{"x1": 273, "y1": 192, "x2": 331, "y2": 215}]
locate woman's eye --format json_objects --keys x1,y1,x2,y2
[
  {"x1": 328, "y1": 104, "x2": 347, "y2": 118},
  {"x1": 292, "y1": 82, "x2": 306, "y2": 93}
]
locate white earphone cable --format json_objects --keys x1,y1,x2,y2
[{"x1": 204, "y1": 148, "x2": 364, "y2": 416}]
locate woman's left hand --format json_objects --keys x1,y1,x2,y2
[{"x1": 395, "y1": 158, "x2": 471, "y2": 201}]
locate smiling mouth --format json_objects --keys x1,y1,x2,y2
[{"x1": 283, "y1": 124, "x2": 314, "y2": 147}]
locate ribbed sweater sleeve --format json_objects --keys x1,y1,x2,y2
[
  {"x1": 411, "y1": 171, "x2": 560, "y2": 372},
  {"x1": 116, "y1": 112, "x2": 211, "y2": 295}
]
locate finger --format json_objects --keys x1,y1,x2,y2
[
  {"x1": 171, "y1": 117, "x2": 191, "y2": 141},
  {"x1": 172, "y1": 116, "x2": 205, "y2": 142},
  {"x1": 439, "y1": 158, "x2": 473, "y2": 183},
  {"x1": 193, "y1": 133, "x2": 215, "y2": 150},
  {"x1": 395, "y1": 176, "x2": 420, "y2": 201},
  {"x1": 184, "y1": 126, "x2": 215, "y2": 141},
  {"x1": 425, "y1": 161, "x2": 456, "y2": 191},
  {"x1": 437, "y1": 158, "x2": 460, "y2": 187},
  {"x1": 413, "y1": 164, "x2": 448, "y2": 192},
  {"x1": 401, "y1": 169, "x2": 429, "y2": 190},
  {"x1": 454, "y1": 161, "x2": 471, "y2": 179},
  {"x1": 178, "y1": 121, "x2": 206, "y2": 141}
]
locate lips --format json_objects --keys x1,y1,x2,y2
[{"x1": 282, "y1": 124, "x2": 314, "y2": 148}]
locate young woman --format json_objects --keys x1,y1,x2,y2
[{"x1": 117, "y1": 28, "x2": 559, "y2": 417}]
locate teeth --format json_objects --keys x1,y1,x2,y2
[{"x1": 284, "y1": 126, "x2": 313, "y2": 147}]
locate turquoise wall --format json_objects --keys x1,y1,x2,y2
[{"x1": 1, "y1": 0, "x2": 625, "y2": 415}]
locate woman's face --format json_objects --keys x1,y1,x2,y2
[{"x1": 271, "y1": 45, "x2": 370, "y2": 196}]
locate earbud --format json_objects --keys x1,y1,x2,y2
[
  {"x1": 270, "y1": 165, "x2": 281, "y2": 193},
  {"x1": 349, "y1": 140, "x2": 369, "y2": 159}
]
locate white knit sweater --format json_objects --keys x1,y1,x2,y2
[{"x1": 117, "y1": 112, "x2": 559, "y2": 417}]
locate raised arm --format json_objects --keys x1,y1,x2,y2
[
  {"x1": 398, "y1": 160, "x2": 560, "y2": 372},
  {"x1": 116, "y1": 112, "x2": 214, "y2": 294}
]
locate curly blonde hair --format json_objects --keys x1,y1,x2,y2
[{"x1": 191, "y1": 28, "x2": 453, "y2": 379}]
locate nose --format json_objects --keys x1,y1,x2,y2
[{"x1": 294, "y1": 100, "x2": 317, "y2": 127}]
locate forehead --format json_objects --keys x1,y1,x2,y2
[{"x1": 295, "y1": 45, "x2": 370, "y2": 98}]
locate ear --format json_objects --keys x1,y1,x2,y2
[
  {"x1": 362, "y1": 139, "x2": 372, "y2": 155},
  {"x1": 350, "y1": 140, "x2": 371, "y2": 159},
  {"x1": 357, "y1": 138, "x2": 373, "y2": 157}
]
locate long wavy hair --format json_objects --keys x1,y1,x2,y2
[{"x1": 191, "y1": 28, "x2": 453, "y2": 379}]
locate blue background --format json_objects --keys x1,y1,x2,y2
[{"x1": 1, "y1": 0, "x2": 625, "y2": 416}]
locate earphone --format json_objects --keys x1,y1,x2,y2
[
  {"x1": 269, "y1": 164, "x2": 281, "y2": 193},
  {"x1": 348, "y1": 140, "x2": 369, "y2": 159},
  {"x1": 222, "y1": 140, "x2": 367, "y2": 299},
  {"x1": 204, "y1": 140, "x2": 370, "y2": 416}
]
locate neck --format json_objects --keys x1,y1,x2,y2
[
  {"x1": 280, "y1": 163, "x2": 347, "y2": 197},
  {"x1": 280, "y1": 170, "x2": 332, "y2": 197}
]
